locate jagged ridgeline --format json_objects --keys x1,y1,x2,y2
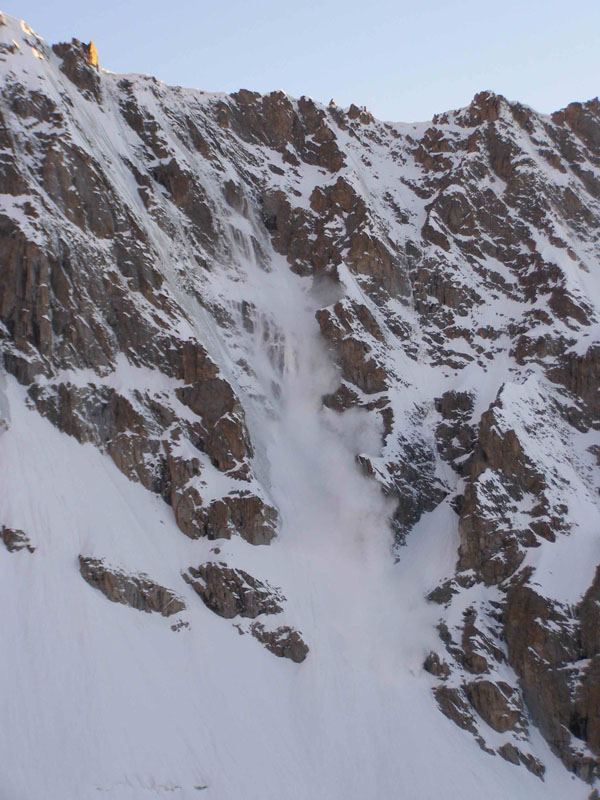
[{"x1": 0, "y1": 12, "x2": 599, "y2": 800}]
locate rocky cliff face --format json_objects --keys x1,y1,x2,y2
[{"x1": 0, "y1": 13, "x2": 599, "y2": 800}]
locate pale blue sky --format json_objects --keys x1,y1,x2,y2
[{"x1": 5, "y1": 0, "x2": 599, "y2": 122}]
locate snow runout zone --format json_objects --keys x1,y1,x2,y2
[{"x1": 0, "y1": 12, "x2": 599, "y2": 800}]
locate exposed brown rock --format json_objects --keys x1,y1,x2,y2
[
  {"x1": 458, "y1": 395, "x2": 560, "y2": 585},
  {"x1": 435, "y1": 390, "x2": 476, "y2": 475},
  {"x1": 316, "y1": 303, "x2": 388, "y2": 395},
  {"x1": 183, "y1": 562, "x2": 284, "y2": 619},
  {"x1": 548, "y1": 345, "x2": 600, "y2": 426},
  {"x1": 196, "y1": 495, "x2": 277, "y2": 545},
  {"x1": 427, "y1": 579, "x2": 459, "y2": 606},
  {"x1": 433, "y1": 686, "x2": 477, "y2": 733},
  {"x1": 497, "y1": 743, "x2": 545, "y2": 778},
  {"x1": 250, "y1": 621, "x2": 309, "y2": 663},
  {"x1": 464, "y1": 679, "x2": 524, "y2": 733},
  {"x1": 86, "y1": 41, "x2": 98, "y2": 69},
  {"x1": 423, "y1": 651, "x2": 450, "y2": 678},
  {"x1": 505, "y1": 578, "x2": 600, "y2": 781},
  {"x1": 79, "y1": 556, "x2": 185, "y2": 617},
  {"x1": 459, "y1": 606, "x2": 504, "y2": 675},
  {"x1": 552, "y1": 99, "x2": 600, "y2": 154},
  {"x1": 1, "y1": 526, "x2": 35, "y2": 553},
  {"x1": 152, "y1": 158, "x2": 214, "y2": 236},
  {"x1": 51, "y1": 39, "x2": 101, "y2": 101},
  {"x1": 386, "y1": 431, "x2": 447, "y2": 543},
  {"x1": 228, "y1": 89, "x2": 344, "y2": 172}
]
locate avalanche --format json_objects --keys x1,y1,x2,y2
[{"x1": 0, "y1": 12, "x2": 598, "y2": 800}]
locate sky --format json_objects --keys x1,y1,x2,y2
[{"x1": 4, "y1": 0, "x2": 599, "y2": 122}]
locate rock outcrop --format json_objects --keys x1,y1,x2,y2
[
  {"x1": 79, "y1": 556, "x2": 185, "y2": 617},
  {"x1": 183, "y1": 562, "x2": 284, "y2": 619},
  {"x1": 250, "y1": 621, "x2": 309, "y2": 663},
  {"x1": 1, "y1": 526, "x2": 35, "y2": 553},
  {"x1": 183, "y1": 562, "x2": 309, "y2": 661},
  {"x1": 503, "y1": 574, "x2": 600, "y2": 781}
]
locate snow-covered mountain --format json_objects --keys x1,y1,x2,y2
[{"x1": 1, "y1": 12, "x2": 599, "y2": 799}]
